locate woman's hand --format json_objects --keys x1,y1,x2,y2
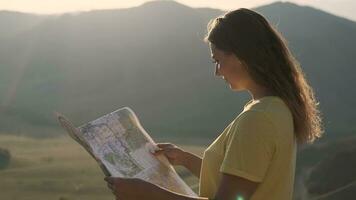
[
  {"x1": 152, "y1": 143, "x2": 187, "y2": 166},
  {"x1": 104, "y1": 176, "x2": 208, "y2": 200},
  {"x1": 105, "y1": 176, "x2": 158, "y2": 200}
]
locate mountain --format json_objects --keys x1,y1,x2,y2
[
  {"x1": 0, "y1": 11, "x2": 48, "y2": 40},
  {"x1": 0, "y1": 1, "x2": 235, "y2": 140},
  {"x1": 304, "y1": 135, "x2": 356, "y2": 199},
  {"x1": 1, "y1": 1, "x2": 355, "y2": 199},
  {"x1": 0, "y1": 1, "x2": 355, "y2": 143},
  {"x1": 255, "y1": 2, "x2": 356, "y2": 137}
]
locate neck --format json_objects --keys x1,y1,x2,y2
[{"x1": 248, "y1": 85, "x2": 274, "y2": 101}]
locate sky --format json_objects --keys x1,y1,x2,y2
[{"x1": 1, "y1": 0, "x2": 356, "y2": 21}]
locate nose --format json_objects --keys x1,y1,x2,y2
[{"x1": 215, "y1": 63, "x2": 221, "y2": 76}]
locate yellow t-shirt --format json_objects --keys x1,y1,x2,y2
[{"x1": 199, "y1": 96, "x2": 297, "y2": 200}]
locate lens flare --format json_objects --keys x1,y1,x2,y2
[{"x1": 237, "y1": 196, "x2": 244, "y2": 200}]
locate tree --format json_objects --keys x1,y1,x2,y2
[{"x1": 0, "y1": 147, "x2": 11, "y2": 169}]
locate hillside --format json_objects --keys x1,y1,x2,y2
[
  {"x1": 1, "y1": 1, "x2": 356, "y2": 199},
  {"x1": 0, "y1": 135, "x2": 203, "y2": 199},
  {"x1": 304, "y1": 136, "x2": 356, "y2": 199},
  {"x1": 0, "y1": 1, "x2": 355, "y2": 143}
]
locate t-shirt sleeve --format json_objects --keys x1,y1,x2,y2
[{"x1": 219, "y1": 110, "x2": 277, "y2": 182}]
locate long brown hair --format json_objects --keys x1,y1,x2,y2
[{"x1": 205, "y1": 8, "x2": 323, "y2": 145}]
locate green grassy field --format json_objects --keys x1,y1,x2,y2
[{"x1": 0, "y1": 135, "x2": 205, "y2": 200}]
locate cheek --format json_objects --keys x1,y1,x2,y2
[{"x1": 229, "y1": 63, "x2": 244, "y2": 78}]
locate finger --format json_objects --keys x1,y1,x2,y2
[
  {"x1": 156, "y1": 143, "x2": 173, "y2": 148},
  {"x1": 113, "y1": 188, "x2": 121, "y2": 199},
  {"x1": 151, "y1": 149, "x2": 165, "y2": 154},
  {"x1": 104, "y1": 176, "x2": 115, "y2": 184},
  {"x1": 107, "y1": 182, "x2": 114, "y2": 190},
  {"x1": 152, "y1": 148, "x2": 174, "y2": 156}
]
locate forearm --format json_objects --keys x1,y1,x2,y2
[
  {"x1": 151, "y1": 182, "x2": 208, "y2": 200},
  {"x1": 182, "y1": 151, "x2": 202, "y2": 178}
]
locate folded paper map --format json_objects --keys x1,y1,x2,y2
[{"x1": 56, "y1": 107, "x2": 196, "y2": 196}]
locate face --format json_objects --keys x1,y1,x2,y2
[{"x1": 210, "y1": 43, "x2": 250, "y2": 91}]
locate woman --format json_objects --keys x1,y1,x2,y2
[{"x1": 105, "y1": 8, "x2": 323, "y2": 200}]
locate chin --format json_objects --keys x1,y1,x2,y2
[{"x1": 230, "y1": 85, "x2": 243, "y2": 91}]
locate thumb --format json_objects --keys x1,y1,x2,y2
[{"x1": 104, "y1": 176, "x2": 115, "y2": 183}]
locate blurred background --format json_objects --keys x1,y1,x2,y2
[{"x1": 0, "y1": 0, "x2": 355, "y2": 199}]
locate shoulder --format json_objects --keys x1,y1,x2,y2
[
  {"x1": 240, "y1": 97, "x2": 293, "y2": 133},
  {"x1": 236, "y1": 109, "x2": 275, "y2": 129},
  {"x1": 235, "y1": 109, "x2": 272, "y2": 124},
  {"x1": 228, "y1": 110, "x2": 277, "y2": 144}
]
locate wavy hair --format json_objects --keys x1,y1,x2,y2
[{"x1": 205, "y1": 8, "x2": 323, "y2": 145}]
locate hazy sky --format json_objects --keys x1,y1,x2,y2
[{"x1": 1, "y1": 0, "x2": 355, "y2": 21}]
